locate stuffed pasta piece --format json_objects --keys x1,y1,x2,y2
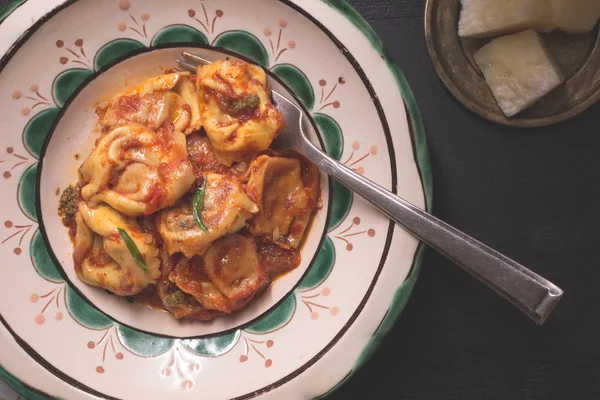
[
  {"x1": 73, "y1": 203, "x2": 161, "y2": 296},
  {"x1": 168, "y1": 234, "x2": 268, "y2": 314},
  {"x1": 157, "y1": 173, "x2": 258, "y2": 257},
  {"x1": 96, "y1": 72, "x2": 202, "y2": 134},
  {"x1": 245, "y1": 154, "x2": 320, "y2": 249},
  {"x1": 155, "y1": 251, "x2": 222, "y2": 321},
  {"x1": 196, "y1": 60, "x2": 285, "y2": 166},
  {"x1": 79, "y1": 123, "x2": 195, "y2": 216}
]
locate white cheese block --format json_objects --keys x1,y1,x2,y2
[
  {"x1": 474, "y1": 30, "x2": 565, "y2": 117},
  {"x1": 550, "y1": 0, "x2": 600, "y2": 34},
  {"x1": 458, "y1": 0, "x2": 552, "y2": 38}
]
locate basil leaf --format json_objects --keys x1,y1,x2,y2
[
  {"x1": 230, "y1": 94, "x2": 260, "y2": 115},
  {"x1": 117, "y1": 228, "x2": 149, "y2": 272},
  {"x1": 193, "y1": 177, "x2": 209, "y2": 232},
  {"x1": 164, "y1": 290, "x2": 187, "y2": 307}
]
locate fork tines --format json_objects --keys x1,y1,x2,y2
[
  {"x1": 176, "y1": 51, "x2": 213, "y2": 72},
  {"x1": 175, "y1": 59, "x2": 198, "y2": 72}
]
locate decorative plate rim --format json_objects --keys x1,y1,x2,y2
[{"x1": 0, "y1": 0, "x2": 434, "y2": 399}]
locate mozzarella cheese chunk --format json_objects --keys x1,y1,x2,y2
[
  {"x1": 196, "y1": 60, "x2": 285, "y2": 166},
  {"x1": 96, "y1": 72, "x2": 201, "y2": 134},
  {"x1": 73, "y1": 203, "x2": 161, "y2": 296},
  {"x1": 550, "y1": 0, "x2": 600, "y2": 34},
  {"x1": 157, "y1": 173, "x2": 258, "y2": 257},
  {"x1": 80, "y1": 124, "x2": 195, "y2": 216},
  {"x1": 474, "y1": 30, "x2": 564, "y2": 117},
  {"x1": 458, "y1": 0, "x2": 552, "y2": 38}
]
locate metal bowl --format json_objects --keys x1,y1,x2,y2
[{"x1": 425, "y1": 0, "x2": 600, "y2": 127}]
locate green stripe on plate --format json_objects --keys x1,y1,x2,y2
[
  {"x1": 0, "y1": 365, "x2": 53, "y2": 400},
  {"x1": 0, "y1": 0, "x2": 27, "y2": 24}
]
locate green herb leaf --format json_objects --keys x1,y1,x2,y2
[
  {"x1": 117, "y1": 228, "x2": 149, "y2": 272},
  {"x1": 193, "y1": 177, "x2": 210, "y2": 232},
  {"x1": 58, "y1": 185, "x2": 78, "y2": 220},
  {"x1": 164, "y1": 290, "x2": 187, "y2": 307},
  {"x1": 230, "y1": 94, "x2": 260, "y2": 115}
]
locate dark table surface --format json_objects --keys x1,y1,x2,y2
[{"x1": 330, "y1": 1, "x2": 600, "y2": 400}]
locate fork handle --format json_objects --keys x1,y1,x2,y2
[{"x1": 300, "y1": 141, "x2": 563, "y2": 325}]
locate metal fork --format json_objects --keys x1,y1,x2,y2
[{"x1": 178, "y1": 51, "x2": 563, "y2": 325}]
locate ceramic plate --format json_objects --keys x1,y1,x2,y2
[{"x1": 0, "y1": 0, "x2": 431, "y2": 399}]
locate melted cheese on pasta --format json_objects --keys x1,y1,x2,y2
[
  {"x1": 73, "y1": 203, "x2": 160, "y2": 296},
  {"x1": 80, "y1": 124, "x2": 195, "y2": 216},
  {"x1": 196, "y1": 60, "x2": 285, "y2": 166}
]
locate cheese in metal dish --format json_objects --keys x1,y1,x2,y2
[
  {"x1": 458, "y1": 0, "x2": 552, "y2": 38},
  {"x1": 474, "y1": 30, "x2": 565, "y2": 117},
  {"x1": 459, "y1": 0, "x2": 600, "y2": 37}
]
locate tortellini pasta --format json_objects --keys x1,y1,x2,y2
[
  {"x1": 186, "y1": 132, "x2": 240, "y2": 176},
  {"x1": 169, "y1": 234, "x2": 268, "y2": 314},
  {"x1": 156, "y1": 251, "x2": 221, "y2": 321},
  {"x1": 202, "y1": 234, "x2": 268, "y2": 310},
  {"x1": 245, "y1": 154, "x2": 320, "y2": 248},
  {"x1": 157, "y1": 173, "x2": 258, "y2": 257},
  {"x1": 169, "y1": 256, "x2": 232, "y2": 313},
  {"x1": 73, "y1": 203, "x2": 161, "y2": 296},
  {"x1": 96, "y1": 72, "x2": 202, "y2": 134},
  {"x1": 196, "y1": 60, "x2": 285, "y2": 166},
  {"x1": 80, "y1": 124, "x2": 195, "y2": 216}
]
